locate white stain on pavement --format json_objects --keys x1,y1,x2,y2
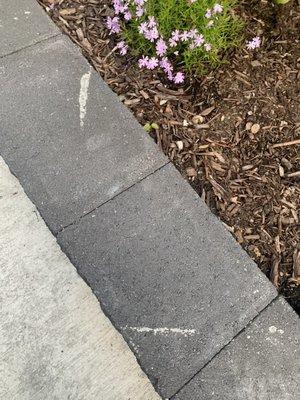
[
  {"x1": 79, "y1": 67, "x2": 92, "y2": 127},
  {"x1": 266, "y1": 325, "x2": 285, "y2": 346},
  {"x1": 123, "y1": 326, "x2": 196, "y2": 337},
  {"x1": 268, "y1": 326, "x2": 284, "y2": 335}
]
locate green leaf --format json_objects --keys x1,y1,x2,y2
[
  {"x1": 151, "y1": 123, "x2": 159, "y2": 131},
  {"x1": 143, "y1": 122, "x2": 152, "y2": 132}
]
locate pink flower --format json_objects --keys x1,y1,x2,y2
[
  {"x1": 181, "y1": 31, "x2": 190, "y2": 42},
  {"x1": 156, "y1": 38, "x2": 167, "y2": 56},
  {"x1": 188, "y1": 29, "x2": 198, "y2": 38},
  {"x1": 246, "y1": 36, "x2": 261, "y2": 50},
  {"x1": 124, "y1": 11, "x2": 132, "y2": 21},
  {"x1": 194, "y1": 34, "x2": 204, "y2": 47},
  {"x1": 113, "y1": 0, "x2": 124, "y2": 15},
  {"x1": 138, "y1": 55, "x2": 149, "y2": 68},
  {"x1": 171, "y1": 30, "x2": 181, "y2": 41},
  {"x1": 148, "y1": 16, "x2": 157, "y2": 28},
  {"x1": 174, "y1": 72, "x2": 185, "y2": 84},
  {"x1": 146, "y1": 57, "x2": 159, "y2": 70},
  {"x1": 213, "y1": 4, "x2": 223, "y2": 14},
  {"x1": 136, "y1": 6, "x2": 144, "y2": 17},
  {"x1": 117, "y1": 41, "x2": 128, "y2": 55},
  {"x1": 106, "y1": 16, "x2": 120, "y2": 34},
  {"x1": 205, "y1": 9, "x2": 212, "y2": 18},
  {"x1": 169, "y1": 38, "x2": 177, "y2": 47},
  {"x1": 138, "y1": 22, "x2": 148, "y2": 34},
  {"x1": 145, "y1": 27, "x2": 159, "y2": 42},
  {"x1": 160, "y1": 57, "x2": 173, "y2": 74}
]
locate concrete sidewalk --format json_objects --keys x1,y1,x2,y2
[
  {"x1": 0, "y1": 157, "x2": 160, "y2": 400},
  {"x1": 0, "y1": 1, "x2": 299, "y2": 399}
]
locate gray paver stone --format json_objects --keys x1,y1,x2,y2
[
  {"x1": 0, "y1": 36, "x2": 167, "y2": 233},
  {"x1": 173, "y1": 297, "x2": 300, "y2": 400},
  {"x1": 0, "y1": 0, "x2": 59, "y2": 57},
  {"x1": 58, "y1": 163, "x2": 277, "y2": 398}
]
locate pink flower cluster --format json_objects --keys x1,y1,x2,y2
[
  {"x1": 106, "y1": 1, "x2": 228, "y2": 84},
  {"x1": 204, "y1": 4, "x2": 223, "y2": 28},
  {"x1": 107, "y1": 0, "x2": 145, "y2": 33},
  {"x1": 168, "y1": 28, "x2": 210, "y2": 51}
]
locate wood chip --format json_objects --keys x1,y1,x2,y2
[
  {"x1": 81, "y1": 37, "x2": 93, "y2": 52},
  {"x1": 244, "y1": 234, "x2": 260, "y2": 240},
  {"x1": 59, "y1": 8, "x2": 76, "y2": 16},
  {"x1": 124, "y1": 98, "x2": 140, "y2": 105},
  {"x1": 270, "y1": 255, "x2": 280, "y2": 288},
  {"x1": 176, "y1": 141, "x2": 184, "y2": 151},
  {"x1": 245, "y1": 122, "x2": 252, "y2": 130},
  {"x1": 186, "y1": 167, "x2": 197, "y2": 177},
  {"x1": 279, "y1": 165, "x2": 285, "y2": 177},
  {"x1": 292, "y1": 248, "x2": 300, "y2": 284},
  {"x1": 286, "y1": 171, "x2": 300, "y2": 178},
  {"x1": 251, "y1": 123, "x2": 260, "y2": 134},
  {"x1": 192, "y1": 115, "x2": 204, "y2": 124},
  {"x1": 76, "y1": 28, "x2": 84, "y2": 41}
]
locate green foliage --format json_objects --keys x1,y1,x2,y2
[
  {"x1": 123, "y1": 0, "x2": 243, "y2": 74},
  {"x1": 144, "y1": 122, "x2": 159, "y2": 132}
]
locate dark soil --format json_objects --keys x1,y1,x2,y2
[{"x1": 39, "y1": 0, "x2": 300, "y2": 312}]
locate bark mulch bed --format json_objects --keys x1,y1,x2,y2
[{"x1": 39, "y1": 0, "x2": 300, "y2": 312}]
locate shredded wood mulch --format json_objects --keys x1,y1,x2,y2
[{"x1": 39, "y1": 0, "x2": 300, "y2": 312}]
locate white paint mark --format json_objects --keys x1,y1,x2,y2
[
  {"x1": 123, "y1": 326, "x2": 196, "y2": 337},
  {"x1": 79, "y1": 67, "x2": 92, "y2": 127}
]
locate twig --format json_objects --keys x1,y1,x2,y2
[
  {"x1": 103, "y1": 45, "x2": 118, "y2": 61},
  {"x1": 272, "y1": 139, "x2": 300, "y2": 148},
  {"x1": 286, "y1": 171, "x2": 300, "y2": 178}
]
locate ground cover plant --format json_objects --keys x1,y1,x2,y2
[
  {"x1": 106, "y1": 0, "x2": 244, "y2": 82},
  {"x1": 39, "y1": 0, "x2": 300, "y2": 313}
]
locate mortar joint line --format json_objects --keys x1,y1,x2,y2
[
  {"x1": 56, "y1": 161, "x2": 170, "y2": 235},
  {"x1": 169, "y1": 295, "x2": 280, "y2": 399},
  {"x1": 0, "y1": 33, "x2": 62, "y2": 60}
]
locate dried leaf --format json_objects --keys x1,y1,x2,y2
[{"x1": 201, "y1": 106, "x2": 215, "y2": 116}]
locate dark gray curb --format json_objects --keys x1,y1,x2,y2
[
  {"x1": 0, "y1": 2, "x2": 299, "y2": 399},
  {"x1": 58, "y1": 162, "x2": 276, "y2": 397}
]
